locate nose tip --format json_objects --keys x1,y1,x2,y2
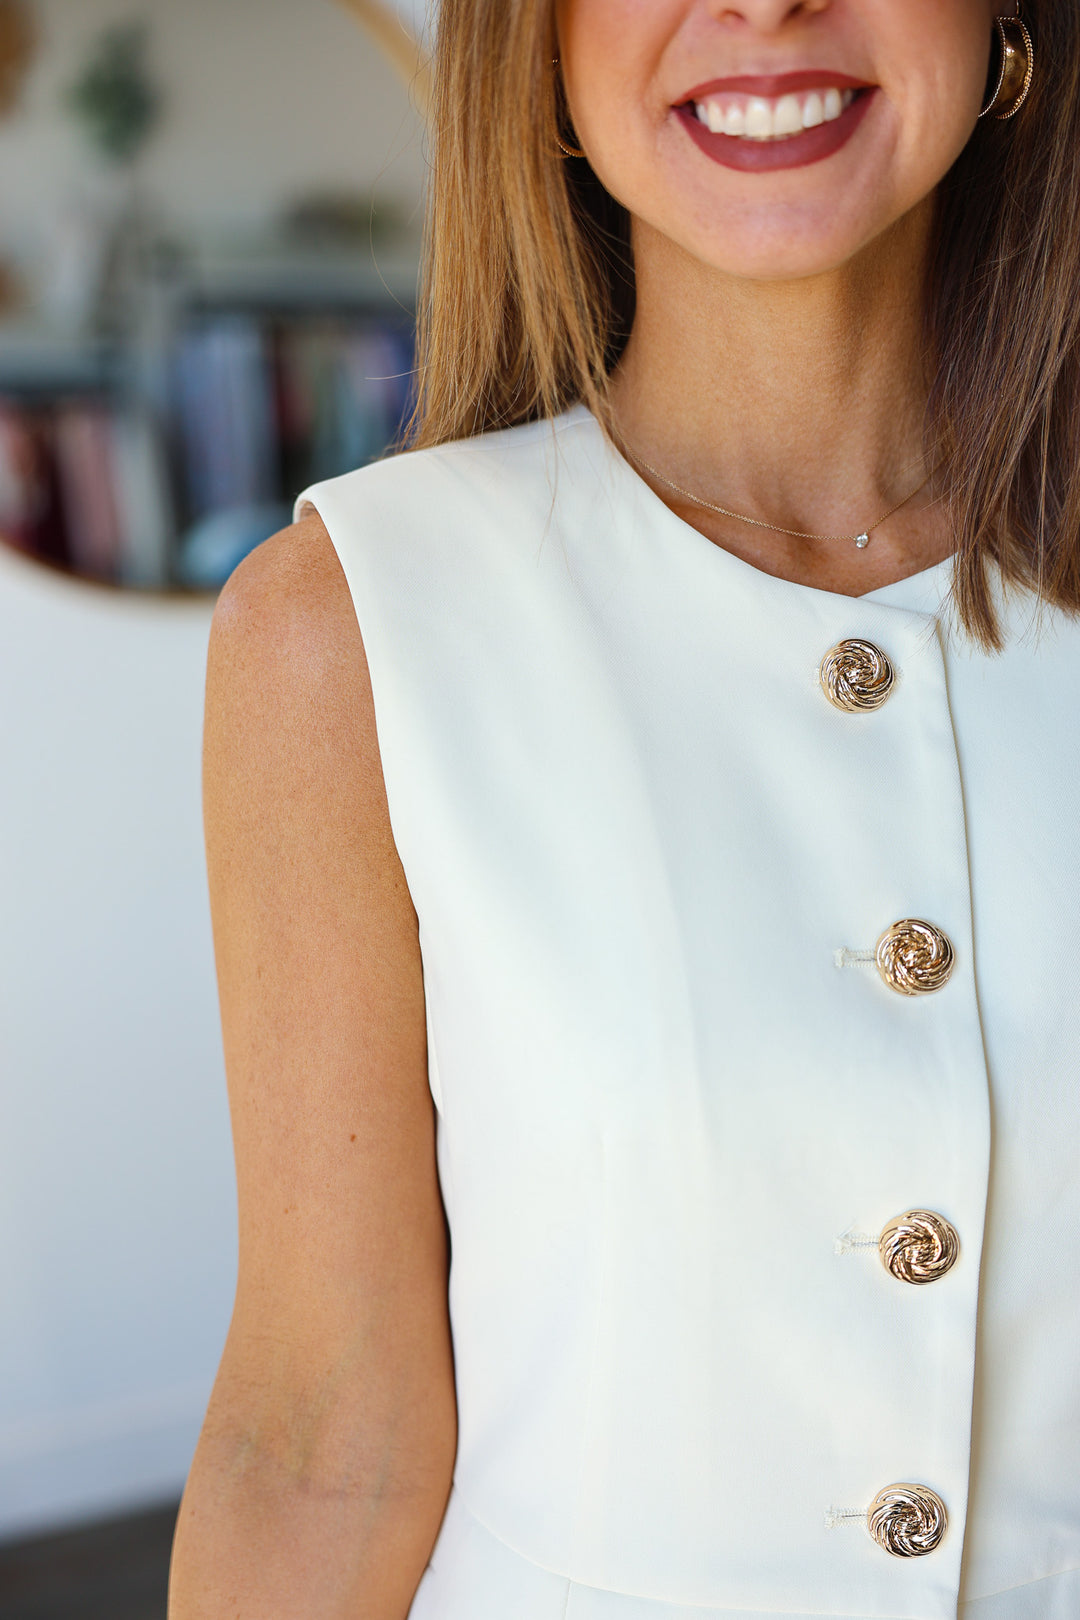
[{"x1": 707, "y1": 0, "x2": 832, "y2": 29}]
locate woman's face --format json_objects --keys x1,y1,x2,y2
[{"x1": 557, "y1": 0, "x2": 999, "y2": 281}]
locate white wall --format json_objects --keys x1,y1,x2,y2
[
  {"x1": 0, "y1": 0, "x2": 428, "y2": 281},
  {"x1": 0, "y1": 547, "x2": 233, "y2": 1541}
]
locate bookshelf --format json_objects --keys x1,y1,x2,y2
[
  {"x1": 0, "y1": 237, "x2": 418, "y2": 594},
  {"x1": 0, "y1": 0, "x2": 428, "y2": 597}
]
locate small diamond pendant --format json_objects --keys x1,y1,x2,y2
[{"x1": 854, "y1": 531, "x2": 871, "y2": 550}]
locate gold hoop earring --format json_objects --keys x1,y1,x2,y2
[
  {"x1": 979, "y1": 6, "x2": 1034, "y2": 120},
  {"x1": 551, "y1": 55, "x2": 587, "y2": 159}
]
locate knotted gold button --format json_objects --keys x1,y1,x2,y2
[
  {"x1": 879, "y1": 1209, "x2": 960, "y2": 1284},
  {"x1": 819, "y1": 639, "x2": 895, "y2": 712},
  {"x1": 868, "y1": 1484, "x2": 948, "y2": 1557},
  {"x1": 875, "y1": 919, "x2": 955, "y2": 995}
]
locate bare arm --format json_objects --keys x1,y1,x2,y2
[{"x1": 169, "y1": 514, "x2": 456, "y2": 1619}]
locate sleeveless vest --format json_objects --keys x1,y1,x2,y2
[{"x1": 298, "y1": 407, "x2": 1080, "y2": 1620}]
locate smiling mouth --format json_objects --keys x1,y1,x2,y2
[
  {"x1": 689, "y1": 86, "x2": 860, "y2": 142},
  {"x1": 674, "y1": 75, "x2": 875, "y2": 173}
]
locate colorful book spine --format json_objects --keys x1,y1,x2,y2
[
  {"x1": 111, "y1": 410, "x2": 174, "y2": 588},
  {"x1": 174, "y1": 318, "x2": 277, "y2": 520},
  {"x1": 53, "y1": 402, "x2": 123, "y2": 581}
]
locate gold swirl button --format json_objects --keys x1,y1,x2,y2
[
  {"x1": 875, "y1": 919, "x2": 955, "y2": 995},
  {"x1": 867, "y1": 1484, "x2": 948, "y2": 1557},
  {"x1": 819, "y1": 639, "x2": 895, "y2": 712},
  {"x1": 879, "y1": 1209, "x2": 960, "y2": 1284}
]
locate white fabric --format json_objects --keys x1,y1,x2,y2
[{"x1": 296, "y1": 408, "x2": 1080, "y2": 1619}]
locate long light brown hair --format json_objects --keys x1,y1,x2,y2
[{"x1": 409, "y1": 0, "x2": 1080, "y2": 647}]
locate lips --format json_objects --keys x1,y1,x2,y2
[{"x1": 674, "y1": 71, "x2": 876, "y2": 175}]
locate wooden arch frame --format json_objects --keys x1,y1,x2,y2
[{"x1": 333, "y1": 0, "x2": 432, "y2": 115}]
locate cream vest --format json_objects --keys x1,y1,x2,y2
[{"x1": 298, "y1": 407, "x2": 1080, "y2": 1620}]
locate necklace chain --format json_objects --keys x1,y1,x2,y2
[{"x1": 626, "y1": 448, "x2": 933, "y2": 550}]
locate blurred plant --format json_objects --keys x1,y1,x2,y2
[{"x1": 66, "y1": 22, "x2": 162, "y2": 164}]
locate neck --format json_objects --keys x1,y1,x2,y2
[{"x1": 609, "y1": 199, "x2": 949, "y2": 595}]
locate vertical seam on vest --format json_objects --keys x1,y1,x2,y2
[
  {"x1": 569, "y1": 1127, "x2": 610, "y2": 1570},
  {"x1": 925, "y1": 607, "x2": 993, "y2": 1597}
]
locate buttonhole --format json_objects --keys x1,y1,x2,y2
[
  {"x1": 834, "y1": 1228, "x2": 878, "y2": 1256},
  {"x1": 824, "y1": 1508, "x2": 866, "y2": 1530},
  {"x1": 834, "y1": 947, "x2": 875, "y2": 969}
]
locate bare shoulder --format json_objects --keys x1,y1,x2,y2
[
  {"x1": 213, "y1": 509, "x2": 357, "y2": 648},
  {"x1": 203, "y1": 503, "x2": 422, "y2": 1078},
  {"x1": 208, "y1": 511, "x2": 375, "y2": 766},
  {"x1": 204, "y1": 510, "x2": 403, "y2": 878}
]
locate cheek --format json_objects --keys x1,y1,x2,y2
[
  {"x1": 878, "y1": 0, "x2": 993, "y2": 123},
  {"x1": 557, "y1": 0, "x2": 683, "y2": 137},
  {"x1": 884, "y1": 7, "x2": 992, "y2": 196}
]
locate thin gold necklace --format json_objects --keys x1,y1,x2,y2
[{"x1": 626, "y1": 448, "x2": 933, "y2": 550}]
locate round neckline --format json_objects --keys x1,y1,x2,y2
[{"x1": 562, "y1": 404, "x2": 955, "y2": 615}]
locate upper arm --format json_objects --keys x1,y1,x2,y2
[{"x1": 200, "y1": 511, "x2": 454, "y2": 1492}]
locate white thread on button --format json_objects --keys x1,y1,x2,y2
[
  {"x1": 834, "y1": 1227, "x2": 878, "y2": 1256},
  {"x1": 834, "y1": 947, "x2": 875, "y2": 969},
  {"x1": 824, "y1": 1508, "x2": 866, "y2": 1530}
]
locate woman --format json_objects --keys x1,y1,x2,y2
[{"x1": 169, "y1": 2, "x2": 1080, "y2": 1617}]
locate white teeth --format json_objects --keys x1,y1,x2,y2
[
  {"x1": 801, "y1": 90, "x2": 824, "y2": 129},
  {"x1": 744, "y1": 97, "x2": 773, "y2": 138},
  {"x1": 692, "y1": 84, "x2": 860, "y2": 141},
  {"x1": 773, "y1": 94, "x2": 803, "y2": 136}
]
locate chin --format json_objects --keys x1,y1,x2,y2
[
  {"x1": 608, "y1": 112, "x2": 906, "y2": 286},
  {"x1": 701, "y1": 234, "x2": 880, "y2": 283},
  {"x1": 664, "y1": 194, "x2": 893, "y2": 285}
]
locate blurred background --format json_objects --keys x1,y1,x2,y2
[{"x1": 0, "y1": 1, "x2": 428, "y2": 1612}]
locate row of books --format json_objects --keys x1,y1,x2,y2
[
  {"x1": 0, "y1": 312, "x2": 415, "y2": 590},
  {"x1": 0, "y1": 399, "x2": 172, "y2": 587},
  {"x1": 176, "y1": 316, "x2": 414, "y2": 517}
]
